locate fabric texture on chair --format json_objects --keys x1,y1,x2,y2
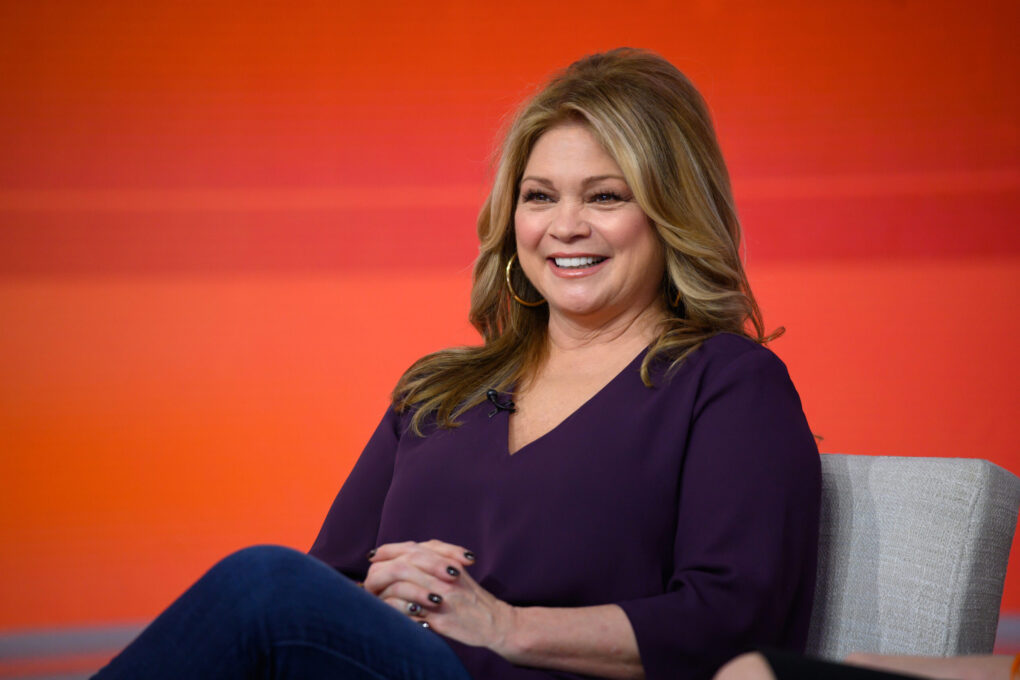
[{"x1": 806, "y1": 455, "x2": 1020, "y2": 659}]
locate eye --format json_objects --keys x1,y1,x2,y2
[
  {"x1": 590, "y1": 191, "x2": 625, "y2": 203},
  {"x1": 521, "y1": 189, "x2": 553, "y2": 203}
]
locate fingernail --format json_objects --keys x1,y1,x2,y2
[
  {"x1": 464, "y1": 551, "x2": 476, "y2": 561},
  {"x1": 446, "y1": 565, "x2": 460, "y2": 577},
  {"x1": 407, "y1": 602, "x2": 421, "y2": 615},
  {"x1": 428, "y1": 593, "x2": 442, "y2": 604},
  {"x1": 366, "y1": 549, "x2": 376, "y2": 559}
]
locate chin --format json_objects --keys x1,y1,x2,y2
[{"x1": 548, "y1": 297, "x2": 608, "y2": 319}]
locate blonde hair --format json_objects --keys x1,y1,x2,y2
[{"x1": 394, "y1": 48, "x2": 777, "y2": 434}]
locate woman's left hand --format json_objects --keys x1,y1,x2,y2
[{"x1": 363, "y1": 539, "x2": 518, "y2": 652}]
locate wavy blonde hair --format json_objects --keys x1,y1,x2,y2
[{"x1": 394, "y1": 48, "x2": 777, "y2": 434}]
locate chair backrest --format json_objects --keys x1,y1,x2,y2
[{"x1": 806, "y1": 454, "x2": 1020, "y2": 659}]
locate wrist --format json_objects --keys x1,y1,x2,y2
[{"x1": 491, "y1": 603, "x2": 526, "y2": 661}]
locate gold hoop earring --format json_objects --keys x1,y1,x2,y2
[{"x1": 505, "y1": 253, "x2": 546, "y2": 307}]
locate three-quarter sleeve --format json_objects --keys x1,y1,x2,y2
[
  {"x1": 307, "y1": 407, "x2": 402, "y2": 580},
  {"x1": 616, "y1": 347, "x2": 821, "y2": 680}
]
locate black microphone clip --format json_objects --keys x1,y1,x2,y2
[{"x1": 486, "y1": 389, "x2": 516, "y2": 417}]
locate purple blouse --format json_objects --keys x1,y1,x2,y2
[{"x1": 309, "y1": 333, "x2": 821, "y2": 680}]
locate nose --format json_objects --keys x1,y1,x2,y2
[{"x1": 548, "y1": 200, "x2": 591, "y2": 241}]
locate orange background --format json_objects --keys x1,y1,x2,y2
[{"x1": 1, "y1": 0, "x2": 1018, "y2": 635}]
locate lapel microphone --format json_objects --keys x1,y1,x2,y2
[{"x1": 486, "y1": 389, "x2": 516, "y2": 417}]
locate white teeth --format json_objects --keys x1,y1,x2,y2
[{"x1": 553, "y1": 256, "x2": 606, "y2": 268}]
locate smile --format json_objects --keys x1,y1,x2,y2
[{"x1": 552, "y1": 256, "x2": 608, "y2": 269}]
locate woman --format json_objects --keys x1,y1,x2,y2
[{"x1": 94, "y1": 48, "x2": 820, "y2": 680}]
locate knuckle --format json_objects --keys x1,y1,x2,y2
[
  {"x1": 412, "y1": 552, "x2": 441, "y2": 571},
  {"x1": 366, "y1": 563, "x2": 390, "y2": 582}
]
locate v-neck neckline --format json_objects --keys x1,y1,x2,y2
[{"x1": 502, "y1": 345, "x2": 650, "y2": 459}]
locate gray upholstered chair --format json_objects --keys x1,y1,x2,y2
[{"x1": 806, "y1": 454, "x2": 1020, "y2": 659}]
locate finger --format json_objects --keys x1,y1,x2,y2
[
  {"x1": 381, "y1": 596, "x2": 426, "y2": 618},
  {"x1": 369, "y1": 540, "x2": 476, "y2": 566},
  {"x1": 364, "y1": 558, "x2": 452, "y2": 597},
  {"x1": 420, "y1": 539, "x2": 477, "y2": 565},
  {"x1": 366, "y1": 541, "x2": 416, "y2": 562},
  {"x1": 363, "y1": 559, "x2": 421, "y2": 596},
  {"x1": 377, "y1": 581, "x2": 444, "y2": 612},
  {"x1": 399, "y1": 547, "x2": 473, "y2": 584},
  {"x1": 368, "y1": 546, "x2": 471, "y2": 587},
  {"x1": 380, "y1": 596, "x2": 436, "y2": 632}
]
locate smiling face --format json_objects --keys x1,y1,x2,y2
[{"x1": 514, "y1": 122, "x2": 666, "y2": 328}]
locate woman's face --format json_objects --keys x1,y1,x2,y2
[{"x1": 514, "y1": 123, "x2": 665, "y2": 326}]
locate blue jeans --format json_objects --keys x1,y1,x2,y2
[{"x1": 92, "y1": 545, "x2": 475, "y2": 680}]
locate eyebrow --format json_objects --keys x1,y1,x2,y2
[{"x1": 520, "y1": 174, "x2": 627, "y2": 187}]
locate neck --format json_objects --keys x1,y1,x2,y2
[{"x1": 543, "y1": 297, "x2": 668, "y2": 360}]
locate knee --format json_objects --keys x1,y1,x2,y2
[
  {"x1": 216, "y1": 545, "x2": 306, "y2": 574},
  {"x1": 204, "y1": 545, "x2": 313, "y2": 598},
  {"x1": 713, "y1": 653, "x2": 776, "y2": 680},
  {"x1": 200, "y1": 545, "x2": 362, "y2": 632}
]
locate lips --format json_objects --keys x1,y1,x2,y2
[{"x1": 551, "y1": 255, "x2": 608, "y2": 269}]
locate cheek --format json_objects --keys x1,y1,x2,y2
[
  {"x1": 610, "y1": 215, "x2": 660, "y2": 257},
  {"x1": 645, "y1": 236, "x2": 667, "y2": 276},
  {"x1": 623, "y1": 221, "x2": 666, "y2": 282},
  {"x1": 513, "y1": 208, "x2": 543, "y2": 249},
  {"x1": 642, "y1": 226, "x2": 665, "y2": 264}
]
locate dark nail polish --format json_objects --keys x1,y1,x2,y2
[
  {"x1": 407, "y1": 602, "x2": 421, "y2": 615},
  {"x1": 446, "y1": 565, "x2": 460, "y2": 577},
  {"x1": 366, "y1": 549, "x2": 376, "y2": 559},
  {"x1": 428, "y1": 593, "x2": 442, "y2": 604},
  {"x1": 464, "y1": 551, "x2": 476, "y2": 561}
]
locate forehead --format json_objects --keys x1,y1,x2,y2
[{"x1": 523, "y1": 123, "x2": 623, "y2": 177}]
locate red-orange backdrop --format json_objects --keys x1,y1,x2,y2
[{"x1": 1, "y1": 0, "x2": 1018, "y2": 634}]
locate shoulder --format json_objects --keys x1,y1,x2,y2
[
  {"x1": 645, "y1": 333, "x2": 805, "y2": 428},
  {"x1": 695, "y1": 331, "x2": 780, "y2": 364},
  {"x1": 675, "y1": 335, "x2": 818, "y2": 480},
  {"x1": 657, "y1": 332, "x2": 792, "y2": 388},
  {"x1": 703, "y1": 332, "x2": 791, "y2": 380},
  {"x1": 623, "y1": 334, "x2": 800, "y2": 433}
]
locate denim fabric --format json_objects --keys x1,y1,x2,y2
[{"x1": 92, "y1": 545, "x2": 474, "y2": 680}]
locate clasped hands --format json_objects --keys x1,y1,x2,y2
[{"x1": 364, "y1": 539, "x2": 518, "y2": 652}]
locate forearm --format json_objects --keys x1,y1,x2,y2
[{"x1": 495, "y1": 604, "x2": 644, "y2": 680}]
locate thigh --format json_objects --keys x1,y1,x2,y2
[{"x1": 94, "y1": 545, "x2": 473, "y2": 680}]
